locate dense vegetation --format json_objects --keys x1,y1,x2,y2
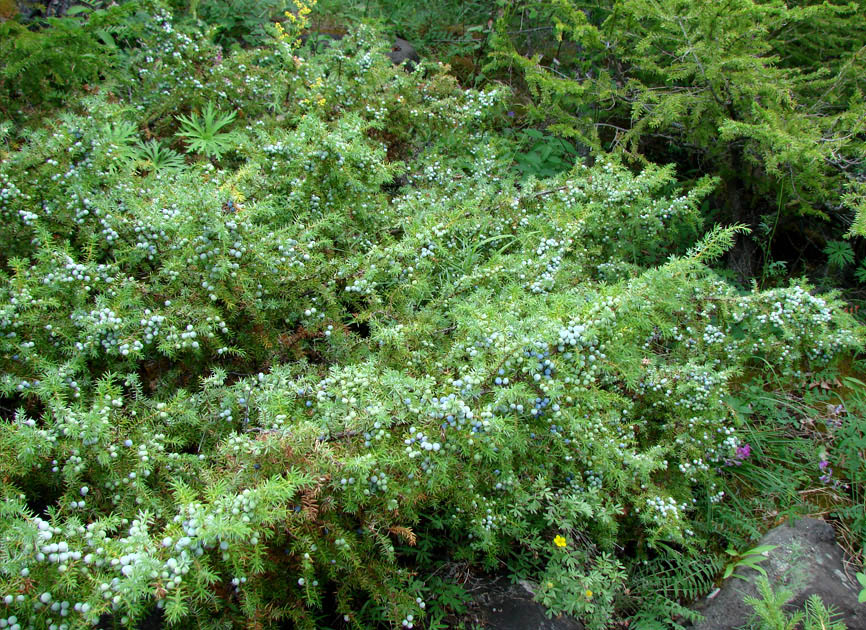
[{"x1": 0, "y1": 1, "x2": 864, "y2": 629}]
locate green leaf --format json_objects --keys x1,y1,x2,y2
[
  {"x1": 65, "y1": 5, "x2": 91, "y2": 16},
  {"x1": 824, "y1": 241, "x2": 855, "y2": 269},
  {"x1": 841, "y1": 376, "x2": 866, "y2": 389},
  {"x1": 95, "y1": 29, "x2": 116, "y2": 48},
  {"x1": 745, "y1": 545, "x2": 778, "y2": 555},
  {"x1": 176, "y1": 102, "x2": 239, "y2": 159}
]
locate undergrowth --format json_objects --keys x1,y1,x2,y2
[{"x1": 0, "y1": 1, "x2": 864, "y2": 629}]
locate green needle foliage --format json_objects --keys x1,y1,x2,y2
[
  {"x1": 745, "y1": 577, "x2": 849, "y2": 630},
  {"x1": 0, "y1": 2, "x2": 864, "y2": 629},
  {"x1": 0, "y1": 1, "x2": 145, "y2": 110},
  {"x1": 485, "y1": 0, "x2": 866, "y2": 269}
]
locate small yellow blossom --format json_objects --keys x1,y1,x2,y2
[
  {"x1": 553, "y1": 535, "x2": 567, "y2": 548},
  {"x1": 274, "y1": 0, "x2": 316, "y2": 47},
  {"x1": 585, "y1": 589, "x2": 593, "y2": 599}
]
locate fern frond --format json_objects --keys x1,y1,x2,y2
[
  {"x1": 634, "y1": 544, "x2": 724, "y2": 602},
  {"x1": 630, "y1": 545, "x2": 724, "y2": 628},
  {"x1": 630, "y1": 593, "x2": 703, "y2": 630}
]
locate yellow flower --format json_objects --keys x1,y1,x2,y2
[
  {"x1": 553, "y1": 535, "x2": 567, "y2": 548},
  {"x1": 585, "y1": 589, "x2": 593, "y2": 599}
]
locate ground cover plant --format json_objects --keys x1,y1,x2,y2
[{"x1": 0, "y1": 1, "x2": 865, "y2": 629}]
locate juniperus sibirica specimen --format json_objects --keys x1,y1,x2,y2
[{"x1": 0, "y1": 4, "x2": 862, "y2": 629}]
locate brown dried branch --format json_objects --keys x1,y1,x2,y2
[{"x1": 388, "y1": 525, "x2": 417, "y2": 546}]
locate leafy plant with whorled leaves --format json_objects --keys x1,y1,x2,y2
[
  {"x1": 134, "y1": 139, "x2": 186, "y2": 173},
  {"x1": 825, "y1": 241, "x2": 856, "y2": 270},
  {"x1": 175, "y1": 101, "x2": 240, "y2": 159}
]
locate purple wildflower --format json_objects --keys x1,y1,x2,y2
[{"x1": 818, "y1": 460, "x2": 834, "y2": 484}]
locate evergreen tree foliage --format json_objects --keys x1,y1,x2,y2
[
  {"x1": 485, "y1": 0, "x2": 866, "y2": 263},
  {"x1": 0, "y1": 1, "x2": 147, "y2": 109}
]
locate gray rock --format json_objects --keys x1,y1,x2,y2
[
  {"x1": 691, "y1": 518, "x2": 865, "y2": 630},
  {"x1": 473, "y1": 577, "x2": 585, "y2": 630},
  {"x1": 386, "y1": 38, "x2": 419, "y2": 69},
  {"x1": 16, "y1": 0, "x2": 94, "y2": 19}
]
